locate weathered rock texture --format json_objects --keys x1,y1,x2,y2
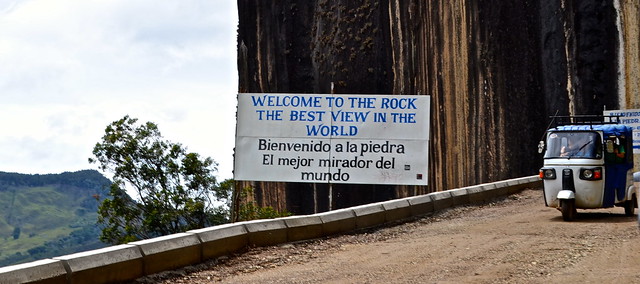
[
  {"x1": 619, "y1": 0, "x2": 640, "y2": 108},
  {"x1": 235, "y1": 0, "x2": 640, "y2": 215}
]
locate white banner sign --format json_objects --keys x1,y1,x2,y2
[
  {"x1": 234, "y1": 93, "x2": 430, "y2": 185},
  {"x1": 603, "y1": 109, "x2": 640, "y2": 154}
]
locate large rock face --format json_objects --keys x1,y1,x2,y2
[{"x1": 235, "y1": 0, "x2": 640, "y2": 215}]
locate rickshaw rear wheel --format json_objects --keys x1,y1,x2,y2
[
  {"x1": 624, "y1": 196, "x2": 636, "y2": 216},
  {"x1": 561, "y1": 200, "x2": 577, "y2": 221}
]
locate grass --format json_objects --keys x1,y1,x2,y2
[{"x1": 0, "y1": 184, "x2": 103, "y2": 265}]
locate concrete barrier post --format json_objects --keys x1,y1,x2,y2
[
  {"x1": 480, "y1": 182, "x2": 507, "y2": 199},
  {"x1": 317, "y1": 208, "x2": 356, "y2": 236},
  {"x1": 352, "y1": 203, "x2": 386, "y2": 229},
  {"x1": 188, "y1": 223, "x2": 249, "y2": 261},
  {"x1": 407, "y1": 194, "x2": 434, "y2": 216},
  {"x1": 450, "y1": 188, "x2": 470, "y2": 206},
  {"x1": 244, "y1": 219, "x2": 288, "y2": 247},
  {"x1": 430, "y1": 191, "x2": 453, "y2": 211},
  {"x1": 0, "y1": 259, "x2": 67, "y2": 284},
  {"x1": 53, "y1": 244, "x2": 144, "y2": 284},
  {"x1": 129, "y1": 233, "x2": 201, "y2": 276},
  {"x1": 466, "y1": 186, "x2": 490, "y2": 204},
  {"x1": 381, "y1": 199, "x2": 412, "y2": 222},
  {"x1": 282, "y1": 215, "x2": 324, "y2": 242}
]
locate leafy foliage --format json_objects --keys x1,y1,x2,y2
[
  {"x1": 235, "y1": 186, "x2": 291, "y2": 221},
  {"x1": 90, "y1": 115, "x2": 228, "y2": 244}
]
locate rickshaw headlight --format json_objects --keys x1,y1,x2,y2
[
  {"x1": 540, "y1": 168, "x2": 556, "y2": 179},
  {"x1": 580, "y1": 167, "x2": 602, "y2": 180}
]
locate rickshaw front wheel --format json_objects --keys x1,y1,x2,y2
[{"x1": 561, "y1": 199, "x2": 577, "y2": 221}]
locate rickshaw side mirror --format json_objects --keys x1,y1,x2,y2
[{"x1": 538, "y1": 141, "x2": 545, "y2": 154}]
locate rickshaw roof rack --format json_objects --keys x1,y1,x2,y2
[{"x1": 551, "y1": 115, "x2": 621, "y2": 127}]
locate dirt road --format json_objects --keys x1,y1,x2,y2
[{"x1": 137, "y1": 188, "x2": 640, "y2": 283}]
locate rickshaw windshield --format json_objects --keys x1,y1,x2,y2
[{"x1": 544, "y1": 131, "x2": 602, "y2": 159}]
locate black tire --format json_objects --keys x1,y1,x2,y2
[
  {"x1": 561, "y1": 200, "x2": 577, "y2": 221},
  {"x1": 624, "y1": 196, "x2": 636, "y2": 216}
]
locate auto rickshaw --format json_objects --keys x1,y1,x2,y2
[{"x1": 539, "y1": 115, "x2": 636, "y2": 221}]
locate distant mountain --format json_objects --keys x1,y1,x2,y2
[{"x1": 0, "y1": 170, "x2": 111, "y2": 267}]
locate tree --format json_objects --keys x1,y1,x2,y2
[
  {"x1": 12, "y1": 227, "x2": 20, "y2": 240},
  {"x1": 89, "y1": 115, "x2": 228, "y2": 244}
]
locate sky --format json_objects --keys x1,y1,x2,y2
[{"x1": 0, "y1": 0, "x2": 238, "y2": 181}]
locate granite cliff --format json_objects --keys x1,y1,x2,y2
[{"x1": 235, "y1": 0, "x2": 640, "y2": 215}]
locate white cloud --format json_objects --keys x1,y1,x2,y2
[{"x1": 0, "y1": 0, "x2": 238, "y2": 180}]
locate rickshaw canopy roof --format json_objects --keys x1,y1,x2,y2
[{"x1": 552, "y1": 124, "x2": 633, "y2": 138}]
